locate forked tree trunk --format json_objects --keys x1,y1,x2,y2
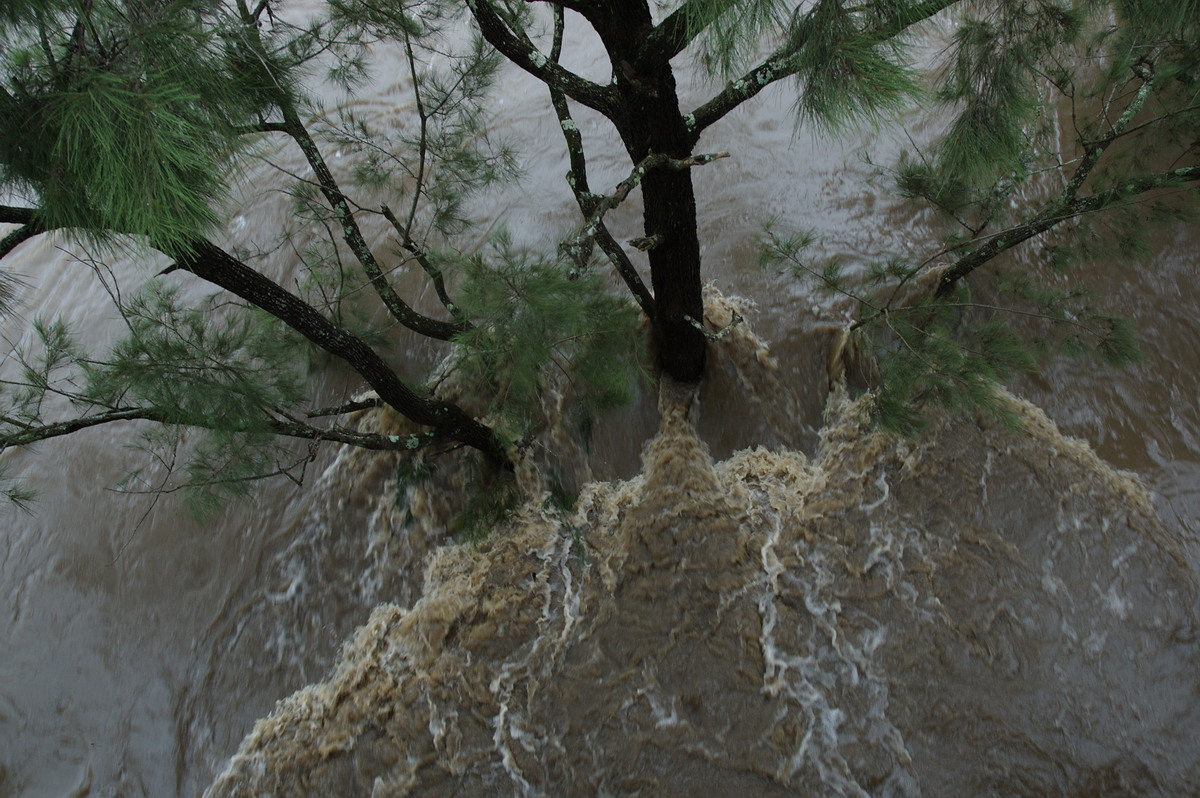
[{"x1": 468, "y1": 0, "x2": 711, "y2": 381}]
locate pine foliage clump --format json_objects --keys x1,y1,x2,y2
[
  {"x1": 0, "y1": 1, "x2": 268, "y2": 254},
  {"x1": 86, "y1": 286, "x2": 309, "y2": 429},
  {"x1": 451, "y1": 232, "x2": 644, "y2": 443},
  {"x1": 761, "y1": 0, "x2": 1197, "y2": 435},
  {"x1": 791, "y1": 1, "x2": 921, "y2": 131},
  {"x1": 0, "y1": 0, "x2": 1197, "y2": 514}
]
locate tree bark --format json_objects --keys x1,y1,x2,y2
[
  {"x1": 590, "y1": 0, "x2": 708, "y2": 382},
  {"x1": 640, "y1": 164, "x2": 706, "y2": 381},
  {"x1": 466, "y1": 0, "x2": 709, "y2": 381},
  {"x1": 176, "y1": 240, "x2": 510, "y2": 464}
]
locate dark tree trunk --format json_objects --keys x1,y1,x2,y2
[
  {"x1": 467, "y1": 0, "x2": 710, "y2": 381},
  {"x1": 589, "y1": 0, "x2": 708, "y2": 382},
  {"x1": 640, "y1": 154, "x2": 707, "y2": 382}
]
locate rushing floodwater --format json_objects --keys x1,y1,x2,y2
[{"x1": 2, "y1": 10, "x2": 1198, "y2": 797}]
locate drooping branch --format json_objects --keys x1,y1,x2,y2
[
  {"x1": 685, "y1": 0, "x2": 956, "y2": 141},
  {"x1": 0, "y1": 407, "x2": 166, "y2": 449},
  {"x1": 0, "y1": 224, "x2": 39, "y2": 260},
  {"x1": 173, "y1": 239, "x2": 509, "y2": 463},
  {"x1": 0, "y1": 222, "x2": 32, "y2": 315},
  {"x1": 0, "y1": 404, "x2": 445, "y2": 453},
  {"x1": 0, "y1": 221, "x2": 503, "y2": 459},
  {"x1": 0, "y1": 213, "x2": 504, "y2": 460},
  {"x1": 0, "y1": 209, "x2": 44, "y2": 295},
  {"x1": 233, "y1": 121, "x2": 289, "y2": 135},
  {"x1": 868, "y1": 0, "x2": 959, "y2": 39},
  {"x1": 545, "y1": 5, "x2": 655, "y2": 318},
  {"x1": 0, "y1": 205, "x2": 36, "y2": 226},
  {"x1": 935, "y1": 164, "x2": 1200, "y2": 297},
  {"x1": 465, "y1": 0, "x2": 623, "y2": 121}
]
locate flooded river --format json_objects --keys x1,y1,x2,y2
[{"x1": 1, "y1": 8, "x2": 1198, "y2": 797}]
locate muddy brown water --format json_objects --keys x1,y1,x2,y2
[{"x1": 2, "y1": 13, "x2": 1198, "y2": 798}]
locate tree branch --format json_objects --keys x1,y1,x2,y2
[
  {"x1": 548, "y1": 6, "x2": 593, "y2": 209},
  {"x1": 524, "y1": 0, "x2": 590, "y2": 12},
  {"x1": 465, "y1": 0, "x2": 622, "y2": 121},
  {"x1": 636, "y1": 0, "x2": 712, "y2": 69},
  {"x1": 0, "y1": 217, "x2": 503, "y2": 459},
  {"x1": 935, "y1": 164, "x2": 1200, "y2": 297},
  {"x1": 561, "y1": 150, "x2": 730, "y2": 271},
  {"x1": 0, "y1": 206, "x2": 37, "y2": 226},
  {"x1": 233, "y1": 121, "x2": 289, "y2": 135},
  {"x1": 0, "y1": 404, "x2": 446, "y2": 453},
  {"x1": 0, "y1": 213, "x2": 503, "y2": 460},
  {"x1": 230, "y1": 12, "x2": 467, "y2": 341},
  {"x1": 0, "y1": 224, "x2": 40, "y2": 261},
  {"x1": 869, "y1": 0, "x2": 959, "y2": 39},
  {"x1": 304, "y1": 396, "x2": 385, "y2": 418},
  {"x1": 276, "y1": 98, "x2": 468, "y2": 340},
  {"x1": 265, "y1": 418, "x2": 441, "y2": 451},
  {"x1": 173, "y1": 239, "x2": 509, "y2": 463},
  {"x1": 1063, "y1": 62, "x2": 1155, "y2": 205},
  {"x1": 380, "y1": 204, "x2": 470, "y2": 325},
  {"x1": 544, "y1": 5, "x2": 655, "y2": 318},
  {"x1": 0, "y1": 211, "x2": 45, "y2": 319},
  {"x1": 0, "y1": 407, "x2": 162, "y2": 449},
  {"x1": 685, "y1": 0, "x2": 956, "y2": 141}
]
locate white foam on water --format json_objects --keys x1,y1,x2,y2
[{"x1": 202, "y1": 291, "x2": 1197, "y2": 798}]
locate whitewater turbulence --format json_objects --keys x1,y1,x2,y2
[{"x1": 205, "y1": 296, "x2": 1198, "y2": 797}]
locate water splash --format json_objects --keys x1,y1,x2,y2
[{"x1": 205, "y1": 293, "x2": 1198, "y2": 797}]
